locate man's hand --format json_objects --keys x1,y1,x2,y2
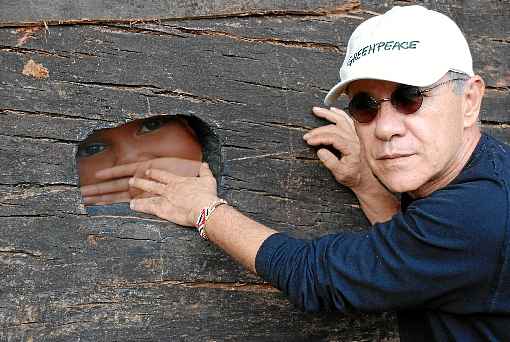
[
  {"x1": 304, "y1": 107, "x2": 370, "y2": 190},
  {"x1": 128, "y1": 163, "x2": 219, "y2": 227},
  {"x1": 129, "y1": 163, "x2": 277, "y2": 274},
  {"x1": 304, "y1": 107, "x2": 400, "y2": 224},
  {"x1": 81, "y1": 158, "x2": 201, "y2": 205}
]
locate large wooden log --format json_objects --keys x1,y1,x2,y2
[
  {"x1": 0, "y1": 0, "x2": 359, "y2": 26},
  {"x1": 0, "y1": 0, "x2": 508, "y2": 340}
]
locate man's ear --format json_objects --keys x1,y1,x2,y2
[{"x1": 462, "y1": 75, "x2": 485, "y2": 128}]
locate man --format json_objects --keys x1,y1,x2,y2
[{"x1": 99, "y1": 5, "x2": 510, "y2": 341}]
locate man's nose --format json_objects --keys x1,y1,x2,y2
[{"x1": 374, "y1": 102, "x2": 406, "y2": 141}]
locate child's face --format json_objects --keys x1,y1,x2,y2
[{"x1": 78, "y1": 117, "x2": 202, "y2": 186}]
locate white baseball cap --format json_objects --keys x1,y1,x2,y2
[{"x1": 324, "y1": 5, "x2": 474, "y2": 106}]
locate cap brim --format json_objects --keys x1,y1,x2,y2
[
  {"x1": 324, "y1": 77, "x2": 366, "y2": 107},
  {"x1": 324, "y1": 81, "x2": 348, "y2": 107},
  {"x1": 324, "y1": 66, "x2": 451, "y2": 107}
]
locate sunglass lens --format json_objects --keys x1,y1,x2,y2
[
  {"x1": 392, "y1": 86, "x2": 423, "y2": 114},
  {"x1": 348, "y1": 92, "x2": 379, "y2": 123}
]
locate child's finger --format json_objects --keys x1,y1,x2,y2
[
  {"x1": 95, "y1": 162, "x2": 141, "y2": 180},
  {"x1": 145, "y1": 168, "x2": 181, "y2": 185},
  {"x1": 80, "y1": 178, "x2": 130, "y2": 196},
  {"x1": 145, "y1": 159, "x2": 201, "y2": 177}
]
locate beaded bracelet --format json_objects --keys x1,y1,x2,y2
[{"x1": 195, "y1": 199, "x2": 228, "y2": 240}]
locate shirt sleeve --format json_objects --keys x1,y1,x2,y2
[{"x1": 255, "y1": 179, "x2": 508, "y2": 313}]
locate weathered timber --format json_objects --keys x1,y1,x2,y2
[
  {"x1": 0, "y1": 135, "x2": 77, "y2": 185},
  {"x1": 0, "y1": 0, "x2": 508, "y2": 341},
  {"x1": 0, "y1": 0, "x2": 360, "y2": 27},
  {"x1": 1, "y1": 281, "x2": 398, "y2": 341}
]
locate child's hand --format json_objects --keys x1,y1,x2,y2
[
  {"x1": 80, "y1": 177, "x2": 132, "y2": 204},
  {"x1": 81, "y1": 158, "x2": 201, "y2": 205}
]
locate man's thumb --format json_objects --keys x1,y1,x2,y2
[
  {"x1": 317, "y1": 148, "x2": 339, "y2": 170},
  {"x1": 199, "y1": 162, "x2": 214, "y2": 178}
]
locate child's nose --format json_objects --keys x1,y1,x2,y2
[{"x1": 114, "y1": 142, "x2": 153, "y2": 166}]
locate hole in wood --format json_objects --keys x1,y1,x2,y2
[{"x1": 77, "y1": 115, "x2": 220, "y2": 214}]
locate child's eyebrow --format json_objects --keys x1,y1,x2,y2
[{"x1": 81, "y1": 131, "x2": 108, "y2": 144}]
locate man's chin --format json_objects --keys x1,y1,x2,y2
[{"x1": 378, "y1": 173, "x2": 425, "y2": 194}]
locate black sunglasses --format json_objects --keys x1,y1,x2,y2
[{"x1": 347, "y1": 78, "x2": 468, "y2": 123}]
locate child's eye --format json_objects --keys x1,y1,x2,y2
[
  {"x1": 77, "y1": 143, "x2": 108, "y2": 158},
  {"x1": 139, "y1": 118, "x2": 165, "y2": 134}
]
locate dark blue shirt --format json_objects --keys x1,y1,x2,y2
[{"x1": 255, "y1": 133, "x2": 510, "y2": 341}]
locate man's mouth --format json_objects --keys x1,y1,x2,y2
[{"x1": 377, "y1": 153, "x2": 415, "y2": 160}]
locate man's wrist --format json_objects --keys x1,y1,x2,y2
[
  {"x1": 195, "y1": 198, "x2": 228, "y2": 240},
  {"x1": 350, "y1": 170, "x2": 381, "y2": 196},
  {"x1": 188, "y1": 195, "x2": 221, "y2": 226}
]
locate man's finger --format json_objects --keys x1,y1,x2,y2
[
  {"x1": 80, "y1": 178, "x2": 130, "y2": 196},
  {"x1": 330, "y1": 107, "x2": 355, "y2": 125},
  {"x1": 83, "y1": 191, "x2": 131, "y2": 205},
  {"x1": 304, "y1": 124, "x2": 354, "y2": 144},
  {"x1": 303, "y1": 124, "x2": 338, "y2": 140},
  {"x1": 95, "y1": 162, "x2": 142, "y2": 180},
  {"x1": 199, "y1": 163, "x2": 214, "y2": 178},
  {"x1": 304, "y1": 132, "x2": 353, "y2": 154},
  {"x1": 129, "y1": 177, "x2": 166, "y2": 195},
  {"x1": 130, "y1": 197, "x2": 160, "y2": 216},
  {"x1": 312, "y1": 106, "x2": 349, "y2": 125},
  {"x1": 305, "y1": 132, "x2": 340, "y2": 146},
  {"x1": 317, "y1": 148, "x2": 341, "y2": 171},
  {"x1": 145, "y1": 168, "x2": 181, "y2": 185}
]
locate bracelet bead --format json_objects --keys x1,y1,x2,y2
[{"x1": 194, "y1": 199, "x2": 228, "y2": 240}]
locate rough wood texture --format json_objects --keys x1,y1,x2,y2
[
  {"x1": 0, "y1": 0, "x2": 508, "y2": 341},
  {"x1": 0, "y1": 0, "x2": 359, "y2": 26}
]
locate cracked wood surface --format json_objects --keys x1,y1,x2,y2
[
  {"x1": 0, "y1": 0, "x2": 361, "y2": 27},
  {"x1": 0, "y1": 0, "x2": 508, "y2": 341}
]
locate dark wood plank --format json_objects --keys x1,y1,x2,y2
[
  {"x1": 0, "y1": 135, "x2": 77, "y2": 185},
  {"x1": 0, "y1": 215, "x2": 395, "y2": 341},
  {"x1": 480, "y1": 89, "x2": 510, "y2": 124},
  {"x1": 0, "y1": 109, "x2": 99, "y2": 141},
  {"x1": 0, "y1": 185, "x2": 84, "y2": 216},
  {"x1": 0, "y1": 0, "x2": 356, "y2": 26},
  {"x1": 0, "y1": 201, "x2": 365, "y2": 288},
  {"x1": 361, "y1": 0, "x2": 510, "y2": 37},
  {"x1": 0, "y1": 282, "x2": 398, "y2": 341},
  {"x1": 0, "y1": 10, "x2": 506, "y2": 119}
]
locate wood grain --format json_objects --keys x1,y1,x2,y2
[{"x1": 0, "y1": 1, "x2": 507, "y2": 340}]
